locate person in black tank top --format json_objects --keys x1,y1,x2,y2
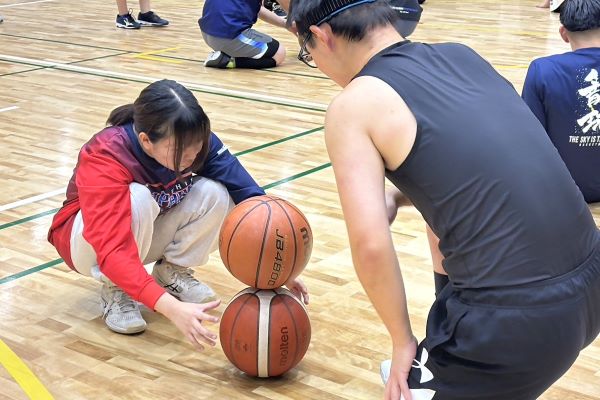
[{"x1": 289, "y1": 1, "x2": 600, "y2": 399}]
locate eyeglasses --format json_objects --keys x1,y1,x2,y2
[
  {"x1": 295, "y1": 0, "x2": 377, "y2": 69},
  {"x1": 297, "y1": 32, "x2": 318, "y2": 68}
]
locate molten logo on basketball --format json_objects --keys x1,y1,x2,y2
[
  {"x1": 280, "y1": 326, "x2": 289, "y2": 366},
  {"x1": 300, "y1": 226, "x2": 310, "y2": 261},
  {"x1": 269, "y1": 229, "x2": 286, "y2": 286}
]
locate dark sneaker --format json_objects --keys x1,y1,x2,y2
[
  {"x1": 116, "y1": 13, "x2": 141, "y2": 29},
  {"x1": 0, "y1": 15, "x2": 4, "y2": 23},
  {"x1": 263, "y1": 0, "x2": 275, "y2": 10},
  {"x1": 272, "y1": 4, "x2": 287, "y2": 17},
  {"x1": 138, "y1": 11, "x2": 169, "y2": 27},
  {"x1": 204, "y1": 51, "x2": 234, "y2": 69}
]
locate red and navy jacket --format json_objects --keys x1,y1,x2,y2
[{"x1": 48, "y1": 123, "x2": 264, "y2": 309}]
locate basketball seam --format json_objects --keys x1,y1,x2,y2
[
  {"x1": 266, "y1": 290, "x2": 275, "y2": 377},
  {"x1": 229, "y1": 293, "x2": 259, "y2": 375},
  {"x1": 225, "y1": 201, "x2": 267, "y2": 275},
  {"x1": 254, "y1": 201, "x2": 272, "y2": 288}
]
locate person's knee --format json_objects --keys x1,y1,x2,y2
[
  {"x1": 129, "y1": 183, "x2": 160, "y2": 222},
  {"x1": 273, "y1": 45, "x2": 286, "y2": 66},
  {"x1": 189, "y1": 178, "x2": 234, "y2": 217}
]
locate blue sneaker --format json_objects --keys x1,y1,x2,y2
[
  {"x1": 116, "y1": 12, "x2": 140, "y2": 29},
  {"x1": 138, "y1": 11, "x2": 169, "y2": 27}
]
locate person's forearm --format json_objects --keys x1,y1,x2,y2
[
  {"x1": 154, "y1": 292, "x2": 179, "y2": 316},
  {"x1": 258, "y1": 6, "x2": 286, "y2": 28},
  {"x1": 353, "y1": 242, "x2": 413, "y2": 346}
]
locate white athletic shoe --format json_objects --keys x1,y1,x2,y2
[
  {"x1": 101, "y1": 283, "x2": 147, "y2": 334},
  {"x1": 204, "y1": 51, "x2": 232, "y2": 68},
  {"x1": 152, "y1": 260, "x2": 216, "y2": 303}
]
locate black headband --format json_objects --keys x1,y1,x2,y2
[
  {"x1": 390, "y1": 5, "x2": 422, "y2": 22},
  {"x1": 304, "y1": 0, "x2": 378, "y2": 27}
]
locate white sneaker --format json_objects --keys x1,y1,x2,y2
[
  {"x1": 101, "y1": 283, "x2": 147, "y2": 334},
  {"x1": 203, "y1": 51, "x2": 232, "y2": 68},
  {"x1": 380, "y1": 359, "x2": 391, "y2": 384},
  {"x1": 152, "y1": 260, "x2": 216, "y2": 303}
]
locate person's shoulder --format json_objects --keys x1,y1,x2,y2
[
  {"x1": 531, "y1": 50, "x2": 579, "y2": 67},
  {"x1": 83, "y1": 125, "x2": 130, "y2": 154},
  {"x1": 329, "y1": 77, "x2": 398, "y2": 116},
  {"x1": 433, "y1": 41, "x2": 477, "y2": 53},
  {"x1": 527, "y1": 51, "x2": 578, "y2": 77}
]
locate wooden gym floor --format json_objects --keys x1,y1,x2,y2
[{"x1": 0, "y1": 0, "x2": 599, "y2": 399}]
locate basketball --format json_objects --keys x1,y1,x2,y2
[
  {"x1": 219, "y1": 195, "x2": 313, "y2": 289},
  {"x1": 219, "y1": 287, "x2": 311, "y2": 377}
]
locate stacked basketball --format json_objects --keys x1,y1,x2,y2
[{"x1": 218, "y1": 195, "x2": 313, "y2": 377}]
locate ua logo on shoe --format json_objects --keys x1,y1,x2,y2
[{"x1": 413, "y1": 348, "x2": 434, "y2": 383}]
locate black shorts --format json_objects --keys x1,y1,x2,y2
[{"x1": 407, "y1": 245, "x2": 600, "y2": 400}]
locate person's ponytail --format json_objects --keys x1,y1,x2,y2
[{"x1": 106, "y1": 104, "x2": 134, "y2": 126}]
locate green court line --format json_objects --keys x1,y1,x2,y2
[
  {"x1": 1, "y1": 56, "x2": 326, "y2": 112},
  {"x1": 0, "y1": 33, "x2": 134, "y2": 54},
  {"x1": 0, "y1": 67, "x2": 46, "y2": 77},
  {"x1": 234, "y1": 126, "x2": 323, "y2": 156},
  {"x1": 0, "y1": 33, "x2": 329, "y2": 81},
  {"x1": 262, "y1": 162, "x2": 331, "y2": 190},
  {"x1": 0, "y1": 258, "x2": 63, "y2": 285},
  {"x1": 0, "y1": 126, "x2": 325, "y2": 231},
  {"x1": 0, "y1": 209, "x2": 60, "y2": 231},
  {"x1": 0, "y1": 162, "x2": 332, "y2": 285},
  {"x1": 0, "y1": 52, "x2": 132, "y2": 78}
]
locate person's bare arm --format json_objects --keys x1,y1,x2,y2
[
  {"x1": 325, "y1": 76, "x2": 418, "y2": 400},
  {"x1": 258, "y1": 6, "x2": 286, "y2": 29}
]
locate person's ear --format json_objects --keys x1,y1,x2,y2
[
  {"x1": 310, "y1": 23, "x2": 334, "y2": 51},
  {"x1": 138, "y1": 131, "x2": 153, "y2": 152},
  {"x1": 559, "y1": 25, "x2": 570, "y2": 43}
]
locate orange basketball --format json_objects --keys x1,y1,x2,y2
[
  {"x1": 219, "y1": 195, "x2": 313, "y2": 289},
  {"x1": 219, "y1": 287, "x2": 311, "y2": 377}
]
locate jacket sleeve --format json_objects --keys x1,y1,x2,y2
[
  {"x1": 198, "y1": 133, "x2": 266, "y2": 203},
  {"x1": 76, "y1": 146, "x2": 165, "y2": 309},
  {"x1": 522, "y1": 61, "x2": 548, "y2": 131}
]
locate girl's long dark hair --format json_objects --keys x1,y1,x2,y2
[{"x1": 107, "y1": 79, "x2": 211, "y2": 174}]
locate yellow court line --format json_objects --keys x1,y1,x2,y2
[
  {"x1": 134, "y1": 47, "x2": 182, "y2": 64},
  {"x1": 0, "y1": 338, "x2": 54, "y2": 399},
  {"x1": 136, "y1": 55, "x2": 182, "y2": 64}
]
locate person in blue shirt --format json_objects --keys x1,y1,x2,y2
[
  {"x1": 199, "y1": 0, "x2": 294, "y2": 69},
  {"x1": 522, "y1": 0, "x2": 600, "y2": 203}
]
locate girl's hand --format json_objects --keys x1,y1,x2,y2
[
  {"x1": 284, "y1": 276, "x2": 309, "y2": 305},
  {"x1": 155, "y1": 293, "x2": 221, "y2": 351}
]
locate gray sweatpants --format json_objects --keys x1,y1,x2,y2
[{"x1": 69, "y1": 178, "x2": 234, "y2": 280}]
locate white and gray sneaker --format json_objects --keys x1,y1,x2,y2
[
  {"x1": 101, "y1": 283, "x2": 147, "y2": 334},
  {"x1": 380, "y1": 359, "x2": 392, "y2": 384},
  {"x1": 152, "y1": 260, "x2": 217, "y2": 303}
]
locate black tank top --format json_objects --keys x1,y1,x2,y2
[{"x1": 356, "y1": 41, "x2": 599, "y2": 288}]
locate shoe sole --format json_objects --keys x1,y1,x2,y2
[
  {"x1": 116, "y1": 23, "x2": 141, "y2": 29},
  {"x1": 138, "y1": 21, "x2": 169, "y2": 27},
  {"x1": 105, "y1": 319, "x2": 147, "y2": 334}
]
